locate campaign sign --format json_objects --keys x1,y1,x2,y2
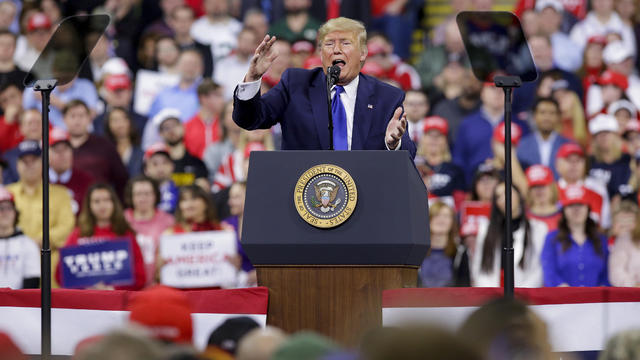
[
  {"x1": 460, "y1": 201, "x2": 492, "y2": 226},
  {"x1": 60, "y1": 240, "x2": 134, "y2": 288},
  {"x1": 160, "y1": 231, "x2": 237, "y2": 289}
]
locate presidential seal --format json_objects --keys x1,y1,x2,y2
[{"x1": 294, "y1": 164, "x2": 357, "y2": 228}]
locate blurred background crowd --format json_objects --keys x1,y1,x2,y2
[
  {"x1": 1, "y1": 0, "x2": 640, "y2": 292},
  {"x1": 2, "y1": 285, "x2": 640, "y2": 359}
]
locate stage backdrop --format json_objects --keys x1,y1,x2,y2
[
  {"x1": 0, "y1": 287, "x2": 268, "y2": 356},
  {"x1": 382, "y1": 287, "x2": 640, "y2": 353}
]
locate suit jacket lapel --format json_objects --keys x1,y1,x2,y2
[
  {"x1": 352, "y1": 74, "x2": 374, "y2": 150},
  {"x1": 310, "y1": 71, "x2": 330, "y2": 150}
]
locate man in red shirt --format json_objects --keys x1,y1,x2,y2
[
  {"x1": 0, "y1": 82, "x2": 23, "y2": 154},
  {"x1": 364, "y1": 32, "x2": 420, "y2": 91},
  {"x1": 184, "y1": 79, "x2": 224, "y2": 159}
]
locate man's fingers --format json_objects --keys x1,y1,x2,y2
[{"x1": 392, "y1": 106, "x2": 403, "y2": 121}]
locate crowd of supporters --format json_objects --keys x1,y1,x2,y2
[{"x1": 1, "y1": 0, "x2": 640, "y2": 291}]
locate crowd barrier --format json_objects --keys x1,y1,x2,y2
[
  {"x1": 0, "y1": 287, "x2": 268, "y2": 356},
  {"x1": 382, "y1": 287, "x2": 640, "y2": 352}
]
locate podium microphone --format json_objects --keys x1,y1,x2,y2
[{"x1": 327, "y1": 65, "x2": 341, "y2": 150}]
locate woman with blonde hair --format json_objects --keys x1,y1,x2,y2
[
  {"x1": 525, "y1": 165, "x2": 562, "y2": 232},
  {"x1": 416, "y1": 116, "x2": 466, "y2": 209},
  {"x1": 552, "y1": 83, "x2": 588, "y2": 148},
  {"x1": 419, "y1": 201, "x2": 469, "y2": 287}
]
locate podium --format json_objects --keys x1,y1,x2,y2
[{"x1": 242, "y1": 151, "x2": 429, "y2": 345}]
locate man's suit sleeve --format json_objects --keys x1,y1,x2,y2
[{"x1": 232, "y1": 69, "x2": 291, "y2": 131}]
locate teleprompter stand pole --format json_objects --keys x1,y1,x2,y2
[
  {"x1": 34, "y1": 79, "x2": 57, "y2": 359},
  {"x1": 494, "y1": 75, "x2": 521, "y2": 299}
]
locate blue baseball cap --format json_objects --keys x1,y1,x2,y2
[{"x1": 17, "y1": 140, "x2": 42, "y2": 158}]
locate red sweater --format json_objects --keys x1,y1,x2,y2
[
  {"x1": 184, "y1": 113, "x2": 221, "y2": 159},
  {"x1": 56, "y1": 226, "x2": 146, "y2": 290}
]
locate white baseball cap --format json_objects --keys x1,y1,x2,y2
[
  {"x1": 603, "y1": 41, "x2": 633, "y2": 65},
  {"x1": 589, "y1": 114, "x2": 619, "y2": 135},
  {"x1": 535, "y1": 0, "x2": 563, "y2": 12}
]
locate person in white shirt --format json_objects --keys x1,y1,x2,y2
[
  {"x1": 214, "y1": 27, "x2": 258, "y2": 101},
  {"x1": 570, "y1": 0, "x2": 636, "y2": 57},
  {"x1": 0, "y1": 185, "x2": 40, "y2": 289},
  {"x1": 190, "y1": 0, "x2": 242, "y2": 64},
  {"x1": 471, "y1": 182, "x2": 547, "y2": 287}
]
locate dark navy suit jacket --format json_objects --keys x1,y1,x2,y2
[{"x1": 233, "y1": 67, "x2": 416, "y2": 158}]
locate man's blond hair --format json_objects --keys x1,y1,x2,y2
[{"x1": 317, "y1": 17, "x2": 367, "y2": 54}]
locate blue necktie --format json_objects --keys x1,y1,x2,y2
[{"x1": 332, "y1": 85, "x2": 348, "y2": 150}]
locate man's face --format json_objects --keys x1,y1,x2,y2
[
  {"x1": 403, "y1": 92, "x2": 429, "y2": 122},
  {"x1": 63, "y1": 105, "x2": 92, "y2": 138},
  {"x1": 237, "y1": 30, "x2": 257, "y2": 58},
  {"x1": 321, "y1": 31, "x2": 366, "y2": 85},
  {"x1": 0, "y1": 34, "x2": 16, "y2": 62},
  {"x1": 161, "y1": 0, "x2": 183, "y2": 16},
  {"x1": 204, "y1": 0, "x2": 228, "y2": 17},
  {"x1": 170, "y1": 7, "x2": 194, "y2": 36},
  {"x1": 0, "y1": 2, "x2": 17, "y2": 31},
  {"x1": 0, "y1": 85, "x2": 22, "y2": 111},
  {"x1": 366, "y1": 36, "x2": 393, "y2": 69},
  {"x1": 480, "y1": 85, "x2": 505, "y2": 111},
  {"x1": 556, "y1": 155, "x2": 585, "y2": 182},
  {"x1": 200, "y1": 89, "x2": 225, "y2": 115},
  {"x1": 244, "y1": 13, "x2": 268, "y2": 38},
  {"x1": 159, "y1": 118, "x2": 184, "y2": 145},
  {"x1": 284, "y1": 0, "x2": 311, "y2": 13},
  {"x1": 144, "y1": 154, "x2": 174, "y2": 181},
  {"x1": 540, "y1": 7, "x2": 561, "y2": 33},
  {"x1": 50, "y1": 142, "x2": 73, "y2": 174},
  {"x1": 533, "y1": 101, "x2": 559, "y2": 133},
  {"x1": 20, "y1": 110, "x2": 42, "y2": 140},
  {"x1": 178, "y1": 52, "x2": 204, "y2": 83},
  {"x1": 104, "y1": 87, "x2": 132, "y2": 108},
  {"x1": 17, "y1": 154, "x2": 42, "y2": 184},
  {"x1": 27, "y1": 28, "x2": 51, "y2": 52},
  {"x1": 529, "y1": 37, "x2": 553, "y2": 70}
]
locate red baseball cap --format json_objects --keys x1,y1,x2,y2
[
  {"x1": 422, "y1": 116, "x2": 449, "y2": 136},
  {"x1": 0, "y1": 186, "x2": 14, "y2": 204},
  {"x1": 144, "y1": 143, "x2": 171, "y2": 161},
  {"x1": 624, "y1": 119, "x2": 640, "y2": 135},
  {"x1": 291, "y1": 40, "x2": 314, "y2": 54},
  {"x1": 598, "y1": 70, "x2": 629, "y2": 90},
  {"x1": 493, "y1": 122, "x2": 522, "y2": 145},
  {"x1": 587, "y1": 35, "x2": 607, "y2": 46},
  {"x1": 244, "y1": 142, "x2": 266, "y2": 159},
  {"x1": 560, "y1": 185, "x2": 589, "y2": 207},
  {"x1": 128, "y1": 285, "x2": 193, "y2": 344},
  {"x1": 104, "y1": 74, "x2": 131, "y2": 91},
  {"x1": 556, "y1": 142, "x2": 584, "y2": 159},
  {"x1": 27, "y1": 13, "x2": 51, "y2": 32},
  {"x1": 49, "y1": 127, "x2": 70, "y2": 147},
  {"x1": 526, "y1": 164, "x2": 554, "y2": 187}
]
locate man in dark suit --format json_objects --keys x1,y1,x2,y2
[{"x1": 233, "y1": 17, "x2": 415, "y2": 158}]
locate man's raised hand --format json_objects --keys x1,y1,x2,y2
[
  {"x1": 244, "y1": 35, "x2": 279, "y2": 82},
  {"x1": 385, "y1": 106, "x2": 407, "y2": 150}
]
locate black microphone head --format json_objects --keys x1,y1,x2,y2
[{"x1": 328, "y1": 65, "x2": 341, "y2": 84}]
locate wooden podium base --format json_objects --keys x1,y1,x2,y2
[{"x1": 256, "y1": 266, "x2": 417, "y2": 346}]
